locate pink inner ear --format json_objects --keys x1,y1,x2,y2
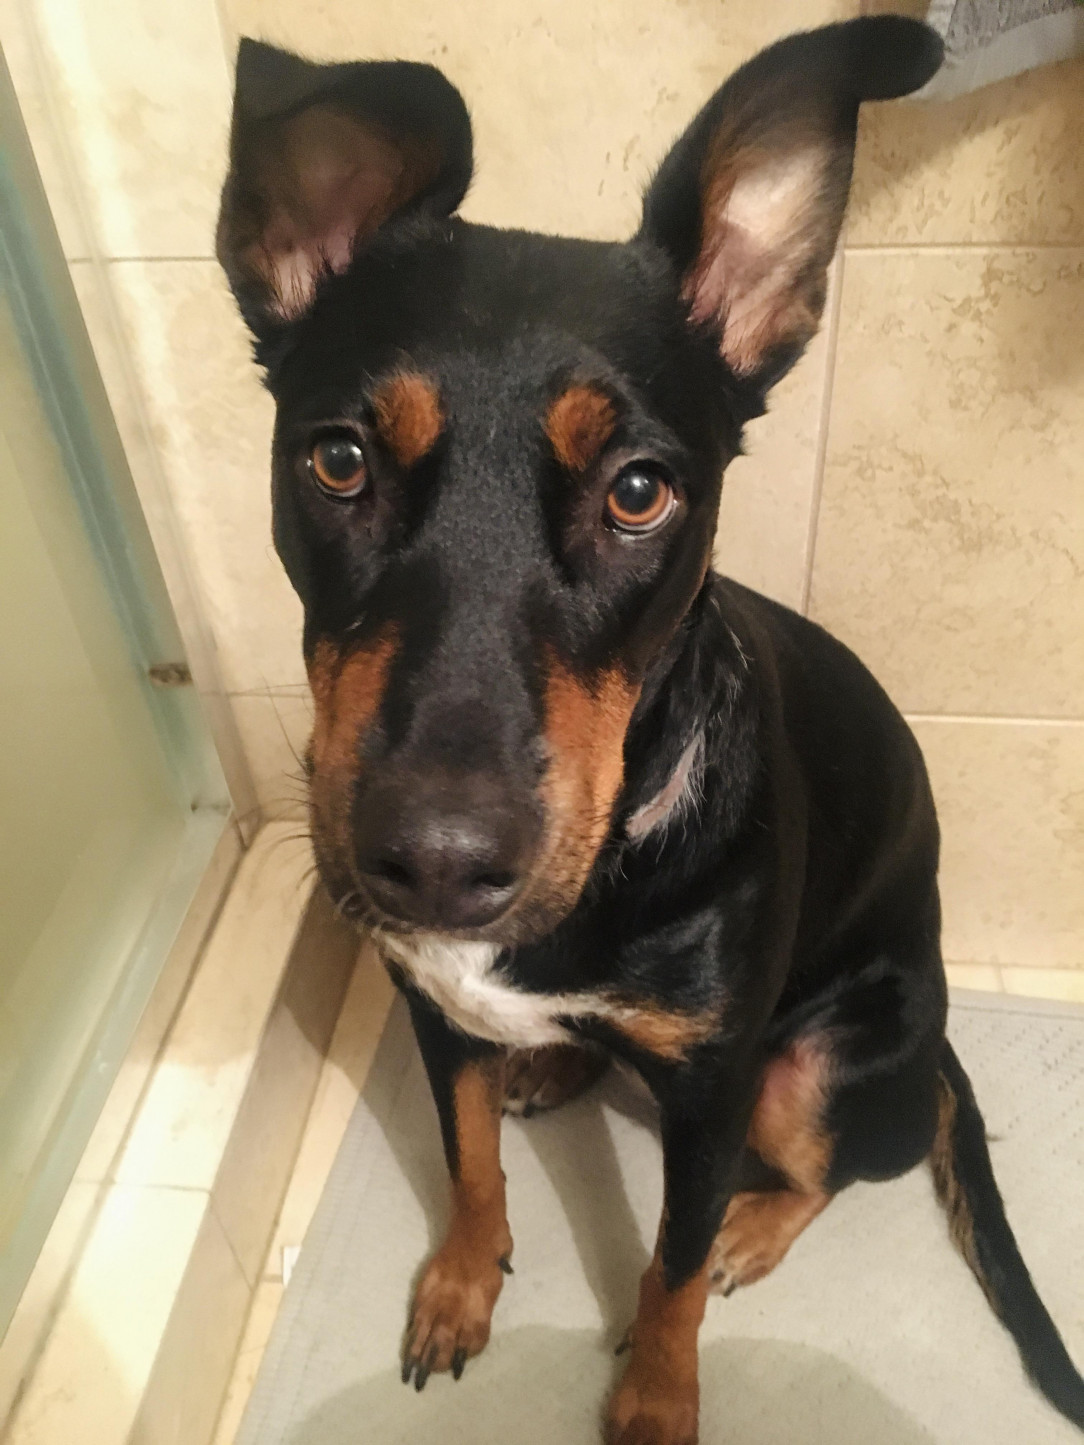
[
  {"x1": 248, "y1": 109, "x2": 434, "y2": 321},
  {"x1": 686, "y1": 147, "x2": 829, "y2": 378}
]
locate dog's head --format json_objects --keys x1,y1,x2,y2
[{"x1": 217, "y1": 20, "x2": 940, "y2": 944}]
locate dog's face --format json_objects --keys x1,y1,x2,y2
[{"x1": 217, "y1": 23, "x2": 941, "y2": 944}]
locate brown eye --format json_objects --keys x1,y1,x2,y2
[
  {"x1": 310, "y1": 431, "x2": 367, "y2": 498},
  {"x1": 605, "y1": 465, "x2": 675, "y2": 533}
]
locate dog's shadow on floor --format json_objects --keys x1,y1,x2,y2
[
  {"x1": 284, "y1": 1325, "x2": 938, "y2": 1445},
  {"x1": 509, "y1": 1062, "x2": 659, "y2": 1331},
  {"x1": 313, "y1": 1003, "x2": 937, "y2": 1444},
  {"x1": 362, "y1": 999, "x2": 657, "y2": 1330}
]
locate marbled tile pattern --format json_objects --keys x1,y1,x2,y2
[
  {"x1": 7, "y1": 0, "x2": 1082, "y2": 982},
  {"x1": 221, "y1": 0, "x2": 853, "y2": 242},
  {"x1": 714, "y1": 270, "x2": 839, "y2": 611},
  {"x1": 229, "y1": 692, "x2": 313, "y2": 821},
  {"x1": 913, "y1": 721, "x2": 1084, "y2": 972},
  {"x1": 849, "y1": 59, "x2": 1084, "y2": 248},
  {"x1": 27, "y1": 0, "x2": 232, "y2": 258},
  {"x1": 809, "y1": 248, "x2": 1084, "y2": 719},
  {"x1": 104, "y1": 261, "x2": 299, "y2": 695}
]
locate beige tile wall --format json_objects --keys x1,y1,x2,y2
[{"x1": 4, "y1": 1, "x2": 1081, "y2": 973}]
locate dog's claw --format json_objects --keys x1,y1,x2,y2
[
  {"x1": 401, "y1": 1355, "x2": 413, "y2": 1385},
  {"x1": 498, "y1": 1256, "x2": 514, "y2": 1275},
  {"x1": 414, "y1": 1348, "x2": 436, "y2": 1392},
  {"x1": 452, "y1": 1347, "x2": 467, "y2": 1380}
]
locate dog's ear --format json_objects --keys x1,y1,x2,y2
[
  {"x1": 217, "y1": 40, "x2": 472, "y2": 334},
  {"x1": 640, "y1": 18, "x2": 941, "y2": 394}
]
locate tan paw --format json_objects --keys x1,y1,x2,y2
[
  {"x1": 606, "y1": 1365, "x2": 699, "y2": 1445},
  {"x1": 503, "y1": 1044, "x2": 609, "y2": 1116},
  {"x1": 402, "y1": 1228, "x2": 512, "y2": 1389},
  {"x1": 709, "y1": 1188, "x2": 828, "y2": 1296}
]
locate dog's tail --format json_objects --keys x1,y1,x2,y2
[{"x1": 932, "y1": 1039, "x2": 1084, "y2": 1431}]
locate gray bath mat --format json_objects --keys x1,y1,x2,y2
[{"x1": 237, "y1": 992, "x2": 1084, "y2": 1444}]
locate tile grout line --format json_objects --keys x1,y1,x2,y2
[
  {"x1": 844, "y1": 242, "x2": 1084, "y2": 255},
  {"x1": 799, "y1": 248, "x2": 846, "y2": 617},
  {"x1": 904, "y1": 713, "x2": 1084, "y2": 728},
  {"x1": 102, "y1": 255, "x2": 218, "y2": 265}
]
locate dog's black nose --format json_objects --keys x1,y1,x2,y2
[{"x1": 353, "y1": 774, "x2": 538, "y2": 930}]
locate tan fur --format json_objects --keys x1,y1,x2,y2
[
  {"x1": 406, "y1": 1058, "x2": 513, "y2": 1376},
  {"x1": 930, "y1": 1071, "x2": 998, "y2": 1313},
  {"x1": 709, "y1": 1187, "x2": 829, "y2": 1293},
  {"x1": 306, "y1": 630, "x2": 398, "y2": 857},
  {"x1": 307, "y1": 630, "x2": 398, "y2": 774},
  {"x1": 226, "y1": 112, "x2": 441, "y2": 320},
  {"x1": 607, "y1": 1253, "x2": 707, "y2": 1445},
  {"x1": 607, "y1": 1004, "x2": 720, "y2": 1062},
  {"x1": 504, "y1": 1044, "x2": 608, "y2": 1114},
  {"x1": 747, "y1": 1035, "x2": 833, "y2": 1193},
  {"x1": 685, "y1": 133, "x2": 829, "y2": 377},
  {"x1": 545, "y1": 385, "x2": 617, "y2": 473},
  {"x1": 371, "y1": 371, "x2": 445, "y2": 469},
  {"x1": 531, "y1": 658, "x2": 639, "y2": 919}
]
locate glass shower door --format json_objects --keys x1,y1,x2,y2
[{"x1": 0, "y1": 51, "x2": 230, "y2": 1335}]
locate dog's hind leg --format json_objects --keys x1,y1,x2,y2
[
  {"x1": 503, "y1": 1044, "x2": 610, "y2": 1116},
  {"x1": 708, "y1": 1038, "x2": 833, "y2": 1294},
  {"x1": 711, "y1": 957, "x2": 946, "y2": 1296}
]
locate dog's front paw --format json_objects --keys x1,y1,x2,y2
[
  {"x1": 605, "y1": 1365, "x2": 699, "y2": 1445},
  {"x1": 402, "y1": 1228, "x2": 512, "y2": 1390}
]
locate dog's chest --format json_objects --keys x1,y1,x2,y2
[{"x1": 379, "y1": 933, "x2": 603, "y2": 1048}]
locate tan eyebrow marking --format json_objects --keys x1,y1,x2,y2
[
  {"x1": 545, "y1": 384, "x2": 617, "y2": 473},
  {"x1": 371, "y1": 371, "x2": 445, "y2": 468}
]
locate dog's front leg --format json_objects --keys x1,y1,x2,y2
[
  {"x1": 402, "y1": 989, "x2": 512, "y2": 1389},
  {"x1": 607, "y1": 1071, "x2": 749, "y2": 1445}
]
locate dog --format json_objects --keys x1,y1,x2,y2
[{"x1": 215, "y1": 18, "x2": 1084, "y2": 1443}]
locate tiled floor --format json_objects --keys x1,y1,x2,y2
[
  {"x1": 212, "y1": 941, "x2": 395, "y2": 1445},
  {"x1": 2, "y1": 824, "x2": 318, "y2": 1445},
  {"x1": 208, "y1": 958, "x2": 1084, "y2": 1444}
]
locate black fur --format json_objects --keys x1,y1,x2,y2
[{"x1": 217, "y1": 19, "x2": 1083, "y2": 1440}]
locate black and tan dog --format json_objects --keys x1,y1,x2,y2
[{"x1": 216, "y1": 18, "x2": 1084, "y2": 1443}]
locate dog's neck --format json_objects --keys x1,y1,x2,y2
[
  {"x1": 625, "y1": 731, "x2": 704, "y2": 840},
  {"x1": 618, "y1": 573, "x2": 753, "y2": 844}
]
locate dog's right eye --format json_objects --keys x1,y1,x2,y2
[{"x1": 309, "y1": 431, "x2": 368, "y2": 499}]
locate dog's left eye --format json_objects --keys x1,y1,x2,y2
[
  {"x1": 309, "y1": 431, "x2": 368, "y2": 498},
  {"x1": 605, "y1": 465, "x2": 675, "y2": 534}
]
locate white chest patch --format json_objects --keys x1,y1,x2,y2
[{"x1": 378, "y1": 932, "x2": 628, "y2": 1049}]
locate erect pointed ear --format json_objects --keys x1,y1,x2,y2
[
  {"x1": 216, "y1": 40, "x2": 473, "y2": 335},
  {"x1": 639, "y1": 17, "x2": 942, "y2": 394}
]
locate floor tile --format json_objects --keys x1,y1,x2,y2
[
  {"x1": 6, "y1": 1184, "x2": 207, "y2": 1445},
  {"x1": 211, "y1": 1282, "x2": 284, "y2": 1445},
  {"x1": 115, "y1": 824, "x2": 314, "y2": 1190},
  {"x1": 132, "y1": 1205, "x2": 250, "y2": 1445},
  {"x1": 267, "y1": 940, "x2": 394, "y2": 1275},
  {"x1": 0, "y1": 1181, "x2": 100, "y2": 1423}
]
